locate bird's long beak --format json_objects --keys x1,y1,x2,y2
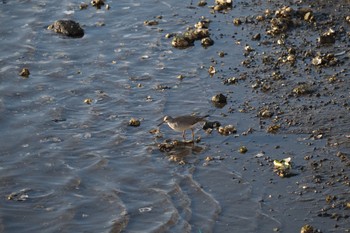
[{"x1": 157, "y1": 121, "x2": 164, "y2": 127}]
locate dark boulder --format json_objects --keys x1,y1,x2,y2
[{"x1": 48, "y1": 20, "x2": 84, "y2": 38}]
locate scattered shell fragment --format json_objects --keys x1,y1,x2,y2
[
  {"x1": 218, "y1": 125, "x2": 237, "y2": 135},
  {"x1": 267, "y1": 124, "x2": 280, "y2": 133},
  {"x1": 346, "y1": 16, "x2": 350, "y2": 24},
  {"x1": 259, "y1": 109, "x2": 273, "y2": 118},
  {"x1": 19, "y1": 68, "x2": 30, "y2": 77},
  {"x1": 298, "y1": 8, "x2": 314, "y2": 22},
  {"x1": 177, "y1": 74, "x2": 185, "y2": 80},
  {"x1": 218, "y1": 51, "x2": 226, "y2": 57},
  {"x1": 223, "y1": 77, "x2": 237, "y2": 85},
  {"x1": 208, "y1": 66, "x2": 216, "y2": 76},
  {"x1": 84, "y1": 98, "x2": 93, "y2": 104},
  {"x1": 129, "y1": 118, "x2": 141, "y2": 127},
  {"x1": 273, "y1": 157, "x2": 292, "y2": 177},
  {"x1": 244, "y1": 45, "x2": 254, "y2": 52},
  {"x1": 233, "y1": 18, "x2": 242, "y2": 26},
  {"x1": 300, "y1": 224, "x2": 314, "y2": 233},
  {"x1": 255, "y1": 152, "x2": 265, "y2": 158},
  {"x1": 239, "y1": 146, "x2": 248, "y2": 154},
  {"x1": 252, "y1": 33, "x2": 261, "y2": 40}
]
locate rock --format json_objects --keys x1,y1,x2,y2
[
  {"x1": 197, "y1": 0, "x2": 207, "y2": 7},
  {"x1": 211, "y1": 93, "x2": 227, "y2": 108},
  {"x1": 91, "y1": 0, "x2": 104, "y2": 9},
  {"x1": 171, "y1": 36, "x2": 193, "y2": 48},
  {"x1": 201, "y1": 37, "x2": 214, "y2": 47},
  {"x1": 47, "y1": 20, "x2": 84, "y2": 38},
  {"x1": 144, "y1": 20, "x2": 158, "y2": 26},
  {"x1": 233, "y1": 18, "x2": 242, "y2": 26},
  {"x1": 214, "y1": 0, "x2": 232, "y2": 11},
  {"x1": 169, "y1": 20, "x2": 212, "y2": 49},
  {"x1": 129, "y1": 118, "x2": 141, "y2": 127},
  {"x1": 19, "y1": 68, "x2": 30, "y2": 77},
  {"x1": 203, "y1": 121, "x2": 221, "y2": 130},
  {"x1": 318, "y1": 28, "x2": 336, "y2": 44},
  {"x1": 300, "y1": 224, "x2": 314, "y2": 233},
  {"x1": 218, "y1": 125, "x2": 237, "y2": 135}
]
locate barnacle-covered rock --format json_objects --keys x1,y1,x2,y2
[{"x1": 47, "y1": 20, "x2": 84, "y2": 38}]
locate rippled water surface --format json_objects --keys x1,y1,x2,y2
[{"x1": 1, "y1": 1, "x2": 349, "y2": 232}]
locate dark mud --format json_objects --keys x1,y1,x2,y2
[{"x1": 158, "y1": 0, "x2": 350, "y2": 231}]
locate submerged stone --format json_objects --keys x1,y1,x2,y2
[
  {"x1": 48, "y1": 20, "x2": 84, "y2": 38},
  {"x1": 19, "y1": 68, "x2": 30, "y2": 78}
]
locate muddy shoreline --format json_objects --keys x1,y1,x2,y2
[
  {"x1": 1, "y1": 0, "x2": 349, "y2": 232},
  {"x1": 158, "y1": 0, "x2": 350, "y2": 232}
]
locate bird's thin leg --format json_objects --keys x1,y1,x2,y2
[
  {"x1": 191, "y1": 128, "x2": 194, "y2": 142},
  {"x1": 182, "y1": 130, "x2": 186, "y2": 141}
]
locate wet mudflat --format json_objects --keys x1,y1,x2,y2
[{"x1": 0, "y1": 0, "x2": 349, "y2": 232}]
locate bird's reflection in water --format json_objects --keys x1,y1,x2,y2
[{"x1": 157, "y1": 139, "x2": 205, "y2": 164}]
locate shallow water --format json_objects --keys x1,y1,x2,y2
[{"x1": 1, "y1": 1, "x2": 349, "y2": 232}]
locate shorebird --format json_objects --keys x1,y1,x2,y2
[{"x1": 158, "y1": 115, "x2": 208, "y2": 141}]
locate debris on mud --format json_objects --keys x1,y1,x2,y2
[
  {"x1": 292, "y1": 83, "x2": 314, "y2": 96},
  {"x1": 300, "y1": 224, "x2": 316, "y2": 233},
  {"x1": 259, "y1": 108, "x2": 273, "y2": 118},
  {"x1": 266, "y1": 6, "x2": 315, "y2": 36},
  {"x1": 218, "y1": 124, "x2": 237, "y2": 136},
  {"x1": 239, "y1": 146, "x2": 248, "y2": 154},
  {"x1": 208, "y1": 66, "x2": 216, "y2": 76},
  {"x1": 318, "y1": 28, "x2": 336, "y2": 44},
  {"x1": 311, "y1": 53, "x2": 338, "y2": 66},
  {"x1": 273, "y1": 157, "x2": 292, "y2": 177},
  {"x1": 266, "y1": 124, "x2": 280, "y2": 133}
]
